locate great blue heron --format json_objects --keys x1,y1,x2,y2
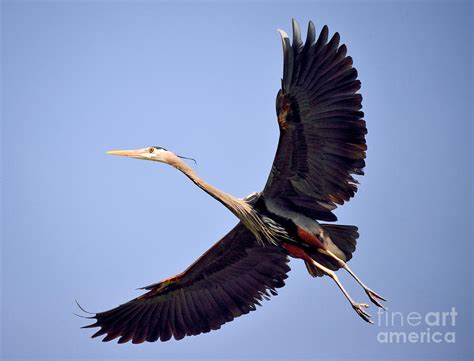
[{"x1": 80, "y1": 19, "x2": 385, "y2": 344}]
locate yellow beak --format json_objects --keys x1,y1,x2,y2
[{"x1": 106, "y1": 149, "x2": 147, "y2": 157}]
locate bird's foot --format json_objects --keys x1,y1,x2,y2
[
  {"x1": 352, "y1": 303, "x2": 373, "y2": 324},
  {"x1": 365, "y1": 288, "x2": 387, "y2": 309}
]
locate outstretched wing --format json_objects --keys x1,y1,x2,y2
[
  {"x1": 263, "y1": 20, "x2": 367, "y2": 221},
  {"x1": 82, "y1": 222, "x2": 290, "y2": 343}
]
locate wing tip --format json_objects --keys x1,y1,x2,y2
[
  {"x1": 291, "y1": 19, "x2": 302, "y2": 46},
  {"x1": 277, "y1": 28, "x2": 289, "y2": 40},
  {"x1": 306, "y1": 20, "x2": 316, "y2": 46}
]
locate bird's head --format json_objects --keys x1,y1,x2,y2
[{"x1": 107, "y1": 146, "x2": 196, "y2": 166}]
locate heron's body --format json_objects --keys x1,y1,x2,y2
[{"x1": 80, "y1": 19, "x2": 386, "y2": 343}]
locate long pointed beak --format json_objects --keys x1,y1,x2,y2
[{"x1": 106, "y1": 149, "x2": 147, "y2": 157}]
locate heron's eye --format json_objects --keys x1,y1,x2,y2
[{"x1": 149, "y1": 147, "x2": 155, "y2": 154}]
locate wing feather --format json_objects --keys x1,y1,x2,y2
[
  {"x1": 264, "y1": 20, "x2": 367, "y2": 219},
  {"x1": 82, "y1": 222, "x2": 290, "y2": 343}
]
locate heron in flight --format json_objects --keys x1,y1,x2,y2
[{"x1": 80, "y1": 19, "x2": 385, "y2": 343}]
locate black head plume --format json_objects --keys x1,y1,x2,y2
[{"x1": 178, "y1": 154, "x2": 197, "y2": 165}]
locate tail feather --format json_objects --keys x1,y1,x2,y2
[
  {"x1": 322, "y1": 224, "x2": 359, "y2": 261},
  {"x1": 304, "y1": 224, "x2": 359, "y2": 277}
]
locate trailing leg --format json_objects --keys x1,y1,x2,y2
[
  {"x1": 319, "y1": 248, "x2": 386, "y2": 309},
  {"x1": 283, "y1": 243, "x2": 373, "y2": 323}
]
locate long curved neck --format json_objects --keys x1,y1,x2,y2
[
  {"x1": 167, "y1": 155, "x2": 250, "y2": 219},
  {"x1": 165, "y1": 154, "x2": 280, "y2": 245}
]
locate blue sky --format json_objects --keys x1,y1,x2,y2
[{"x1": 1, "y1": 1, "x2": 472, "y2": 360}]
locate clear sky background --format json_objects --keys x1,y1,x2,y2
[{"x1": 1, "y1": 1, "x2": 472, "y2": 360}]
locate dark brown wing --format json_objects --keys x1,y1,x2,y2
[
  {"x1": 82, "y1": 222, "x2": 290, "y2": 343},
  {"x1": 263, "y1": 20, "x2": 367, "y2": 221}
]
